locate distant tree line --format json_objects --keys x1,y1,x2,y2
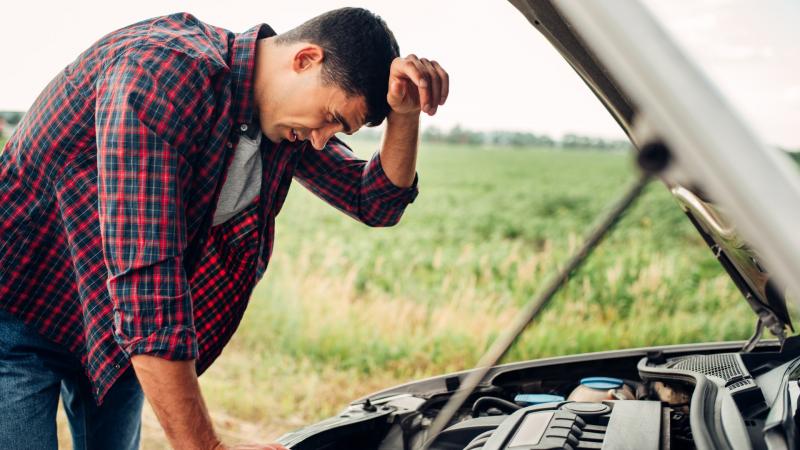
[
  {"x1": 353, "y1": 124, "x2": 631, "y2": 151},
  {"x1": 354, "y1": 124, "x2": 800, "y2": 155},
  {"x1": 427, "y1": 125, "x2": 631, "y2": 150}
]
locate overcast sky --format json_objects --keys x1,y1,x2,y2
[{"x1": 1, "y1": 1, "x2": 797, "y2": 146}]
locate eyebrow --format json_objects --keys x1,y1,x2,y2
[{"x1": 334, "y1": 111, "x2": 353, "y2": 134}]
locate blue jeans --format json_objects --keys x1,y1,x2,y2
[{"x1": 0, "y1": 310, "x2": 144, "y2": 449}]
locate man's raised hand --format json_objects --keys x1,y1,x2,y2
[{"x1": 387, "y1": 55, "x2": 449, "y2": 116}]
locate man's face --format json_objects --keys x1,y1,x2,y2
[{"x1": 257, "y1": 52, "x2": 368, "y2": 150}]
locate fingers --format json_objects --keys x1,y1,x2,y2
[
  {"x1": 390, "y1": 54, "x2": 450, "y2": 116},
  {"x1": 431, "y1": 60, "x2": 449, "y2": 106},
  {"x1": 402, "y1": 54, "x2": 432, "y2": 114},
  {"x1": 419, "y1": 58, "x2": 440, "y2": 114}
]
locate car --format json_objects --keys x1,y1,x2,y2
[{"x1": 275, "y1": 1, "x2": 800, "y2": 449}]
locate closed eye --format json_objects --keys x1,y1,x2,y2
[{"x1": 333, "y1": 112, "x2": 352, "y2": 134}]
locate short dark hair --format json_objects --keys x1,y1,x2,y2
[{"x1": 276, "y1": 7, "x2": 400, "y2": 127}]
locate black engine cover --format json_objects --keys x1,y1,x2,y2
[{"x1": 454, "y1": 400, "x2": 663, "y2": 450}]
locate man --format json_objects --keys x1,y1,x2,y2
[{"x1": 0, "y1": 8, "x2": 448, "y2": 449}]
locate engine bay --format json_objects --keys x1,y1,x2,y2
[
  {"x1": 421, "y1": 351, "x2": 743, "y2": 450},
  {"x1": 417, "y1": 349, "x2": 795, "y2": 450},
  {"x1": 278, "y1": 338, "x2": 800, "y2": 450}
]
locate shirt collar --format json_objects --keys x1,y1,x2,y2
[{"x1": 230, "y1": 23, "x2": 276, "y2": 127}]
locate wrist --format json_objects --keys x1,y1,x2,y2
[{"x1": 387, "y1": 110, "x2": 419, "y2": 125}]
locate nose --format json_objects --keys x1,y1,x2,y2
[{"x1": 309, "y1": 127, "x2": 337, "y2": 150}]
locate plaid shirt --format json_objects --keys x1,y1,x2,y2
[{"x1": 0, "y1": 13, "x2": 418, "y2": 403}]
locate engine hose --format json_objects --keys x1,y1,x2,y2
[{"x1": 470, "y1": 396, "x2": 522, "y2": 417}]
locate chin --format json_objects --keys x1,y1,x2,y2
[{"x1": 262, "y1": 129, "x2": 282, "y2": 144}]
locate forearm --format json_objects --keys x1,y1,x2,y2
[
  {"x1": 379, "y1": 111, "x2": 419, "y2": 188},
  {"x1": 131, "y1": 355, "x2": 220, "y2": 450}
]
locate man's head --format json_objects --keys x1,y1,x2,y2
[{"x1": 253, "y1": 7, "x2": 400, "y2": 149}]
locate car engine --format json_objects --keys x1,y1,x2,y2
[
  {"x1": 422, "y1": 350, "x2": 768, "y2": 450},
  {"x1": 280, "y1": 340, "x2": 800, "y2": 450}
]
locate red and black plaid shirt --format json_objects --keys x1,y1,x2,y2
[{"x1": 0, "y1": 13, "x2": 417, "y2": 403}]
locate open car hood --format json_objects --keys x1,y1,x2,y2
[{"x1": 507, "y1": 0, "x2": 794, "y2": 339}]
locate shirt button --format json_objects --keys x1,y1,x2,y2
[
  {"x1": 240, "y1": 124, "x2": 248, "y2": 132},
  {"x1": 226, "y1": 142, "x2": 233, "y2": 148},
  {"x1": 114, "y1": 363, "x2": 121, "y2": 369}
]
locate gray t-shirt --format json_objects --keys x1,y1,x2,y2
[{"x1": 212, "y1": 128, "x2": 262, "y2": 226}]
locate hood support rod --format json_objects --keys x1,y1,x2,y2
[{"x1": 422, "y1": 172, "x2": 652, "y2": 449}]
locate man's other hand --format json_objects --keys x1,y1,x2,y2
[
  {"x1": 387, "y1": 55, "x2": 449, "y2": 116},
  {"x1": 131, "y1": 355, "x2": 290, "y2": 450}
]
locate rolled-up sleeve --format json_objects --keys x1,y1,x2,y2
[
  {"x1": 294, "y1": 137, "x2": 419, "y2": 227},
  {"x1": 95, "y1": 47, "x2": 209, "y2": 360}
]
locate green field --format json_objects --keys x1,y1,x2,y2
[
  {"x1": 0, "y1": 134, "x2": 764, "y2": 446},
  {"x1": 192, "y1": 140, "x2": 757, "y2": 444}
]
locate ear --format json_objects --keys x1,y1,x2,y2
[{"x1": 292, "y1": 44, "x2": 324, "y2": 73}]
